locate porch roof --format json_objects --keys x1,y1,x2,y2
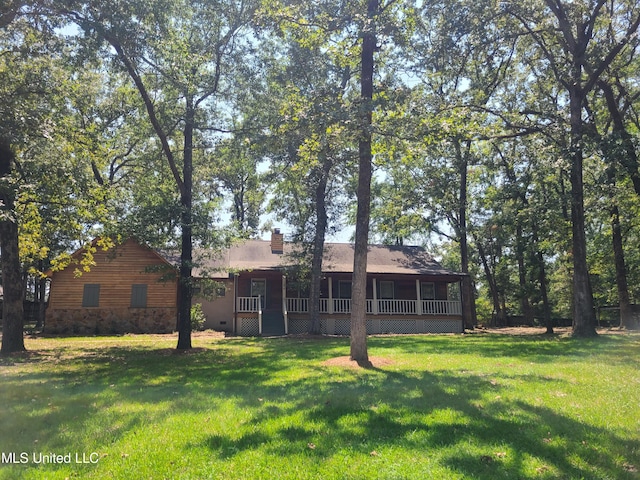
[{"x1": 193, "y1": 240, "x2": 463, "y2": 280}]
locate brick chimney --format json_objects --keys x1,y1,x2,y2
[{"x1": 271, "y1": 228, "x2": 284, "y2": 254}]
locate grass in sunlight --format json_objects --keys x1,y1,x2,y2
[{"x1": 1, "y1": 331, "x2": 639, "y2": 479}]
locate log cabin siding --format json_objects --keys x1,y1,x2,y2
[{"x1": 48, "y1": 239, "x2": 177, "y2": 310}]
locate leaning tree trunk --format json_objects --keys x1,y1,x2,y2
[
  {"x1": 0, "y1": 140, "x2": 25, "y2": 355},
  {"x1": 350, "y1": 0, "x2": 378, "y2": 364}
]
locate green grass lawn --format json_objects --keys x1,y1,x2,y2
[{"x1": 1, "y1": 331, "x2": 639, "y2": 480}]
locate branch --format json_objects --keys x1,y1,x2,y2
[
  {"x1": 584, "y1": 12, "x2": 640, "y2": 94},
  {"x1": 105, "y1": 34, "x2": 186, "y2": 196},
  {"x1": 505, "y1": 5, "x2": 571, "y2": 90}
]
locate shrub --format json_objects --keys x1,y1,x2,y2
[{"x1": 190, "y1": 303, "x2": 206, "y2": 331}]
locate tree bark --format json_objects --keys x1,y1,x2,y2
[
  {"x1": 568, "y1": 86, "x2": 597, "y2": 337},
  {"x1": 477, "y1": 240, "x2": 504, "y2": 326},
  {"x1": 0, "y1": 141, "x2": 25, "y2": 355},
  {"x1": 455, "y1": 139, "x2": 476, "y2": 330},
  {"x1": 604, "y1": 162, "x2": 635, "y2": 330},
  {"x1": 610, "y1": 202, "x2": 634, "y2": 329},
  {"x1": 532, "y1": 228, "x2": 554, "y2": 334},
  {"x1": 309, "y1": 157, "x2": 331, "y2": 335},
  {"x1": 350, "y1": 0, "x2": 378, "y2": 364},
  {"x1": 35, "y1": 260, "x2": 46, "y2": 331},
  {"x1": 176, "y1": 96, "x2": 195, "y2": 349},
  {"x1": 515, "y1": 223, "x2": 534, "y2": 325},
  {"x1": 540, "y1": 0, "x2": 639, "y2": 337}
]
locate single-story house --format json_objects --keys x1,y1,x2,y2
[{"x1": 46, "y1": 231, "x2": 466, "y2": 335}]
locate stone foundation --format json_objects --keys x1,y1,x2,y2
[{"x1": 45, "y1": 308, "x2": 177, "y2": 334}]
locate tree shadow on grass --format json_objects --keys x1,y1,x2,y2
[
  {"x1": 1, "y1": 335, "x2": 638, "y2": 479},
  {"x1": 366, "y1": 333, "x2": 640, "y2": 366},
  {"x1": 197, "y1": 358, "x2": 639, "y2": 479}
]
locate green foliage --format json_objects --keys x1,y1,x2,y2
[
  {"x1": 2, "y1": 0, "x2": 640, "y2": 332},
  {"x1": 190, "y1": 303, "x2": 206, "y2": 331}
]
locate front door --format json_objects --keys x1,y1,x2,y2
[{"x1": 251, "y1": 278, "x2": 266, "y2": 309}]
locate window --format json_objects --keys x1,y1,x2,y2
[
  {"x1": 251, "y1": 278, "x2": 266, "y2": 308},
  {"x1": 82, "y1": 284, "x2": 100, "y2": 307},
  {"x1": 421, "y1": 282, "x2": 435, "y2": 300},
  {"x1": 250, "y1": 279, "x2": 266, "y2": 298},
  {"x1": 338, "y1": 281, "x2": 352, "y2": 299},
  {"x1": 130, "y1": 284, "x2": 148, "y2": 308},
  {"x1": 379, "y1": 280, "x2": 395, "y2": 299}
]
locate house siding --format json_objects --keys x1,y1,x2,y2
[
  {"x1": 196, "y1": 278, "x2": 235, "y2": 332},
  {"x1": 46, "y1": 239, "x2": 177, "y2": 334}
]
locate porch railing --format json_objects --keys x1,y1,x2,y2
[
  {"x1": 287, "y1": 297, "x2": 309, "y2": 313},
  {"x1": 237, "y1": 296, "x2": 262, "y2": 312},
  {"x1": 377, "y1": 299, "x2": 417, "y2": 315},
  {"x1": 274, "y1": 298, "x2": 461, "y2": 316},
  {"x1": 422, "y1": 299, "x2": 462, "y2": 315}
]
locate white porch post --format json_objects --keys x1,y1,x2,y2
[
  {"x1": 258, "y1": 295, "x2": 263, "y2": 335},
  {"x1": 416, "y1": 279, "x2": 423, "y2": 315},
  {"x1": 328, "y1": 276, "x2": 334, "y2": 314},
  {"x1": 372, "y1": 277, "x2": 378, "y2": 315},
  {"x1": 233, "y1": 273, "x2": 238, "y2": 334},
  {"x1": 282, "y1": 274, "x2": 288, "y2": 334}
]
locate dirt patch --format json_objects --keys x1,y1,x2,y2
[
  {"x1": 472, "y1": 326, "x2": 572, "y2": 336},
  {"x1": 322, "y1": 356, "x2": 395, "y2": 369},
  {"x1": 472, "y1": 326, "x2": 635, "y2": 336}
]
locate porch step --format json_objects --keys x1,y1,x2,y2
[{"x1": 262, "y1": 311, "x2": 285, "y2": 336}]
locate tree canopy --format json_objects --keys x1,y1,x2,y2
[{"x1": 2, "y1": 0, "x2": 640, "y2": 353}]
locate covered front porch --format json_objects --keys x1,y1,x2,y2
[{"x1": 233, "y1": 272, "x2": 463, "y2": 336}]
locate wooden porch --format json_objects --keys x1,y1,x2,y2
[{"x1": 232, "y1": 273, "x2": 463, "y2": 336}]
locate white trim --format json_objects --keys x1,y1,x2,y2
[
  {"x1": 328, "y1": 277, "x2": 334, "y2": 314},
  {"x1": 372, "y1": 278, "x2": 378, "y2": 315}
]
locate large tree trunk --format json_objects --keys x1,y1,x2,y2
[
  {"x1": 604, "y1": 162, "x2": 636, "y2": 330},
  {"x1": 0, "y1": 141, "x2": 25, "y2": 355},
  {"x1": 610, "y1": 202, "x2": 634, "y2": 329},
  {"x1": 176, "y1": 98, "x2": 195, "y2": 350},
  {"x1": 105, "y1": 35, "x2": 194, "y2": 348},
  {"x1": 350, "y1": 0, "x2": 378, "y2": 364},
  {"x1": 541, "y1": 0, "x2": 638, "y2": 337},
  {"x1": 532, "y1": 229, "x2": 554, "y2": 334},
  {"x1": 455, "y1": 139, "x2": 476, "y2": 330},
  {"x1": 309, "y1": 158, "x2": 330, "y2": 335},
  {"x1": 595, "y1": 84, "x2": 635, "y2": 329},
  {"x1": 35, "y1": 260, "x2": 46, "y2": 331},
  {"x1": 515, "y1": 223, "x2": 534, "y2": 325},
  {"x1": 568, "y1": 88, "x2": 597, "y2": 337}
]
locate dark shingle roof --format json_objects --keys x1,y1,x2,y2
[{"x1": 189, "y1": 239, "x2": 462, "y2": 279}]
